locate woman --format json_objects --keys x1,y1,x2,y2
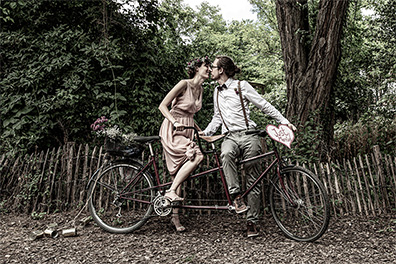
[{"x1": 158, "y1": 56, "x2": 211, "y2": 231}]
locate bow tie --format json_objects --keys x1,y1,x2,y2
[{"x1": 217, "y1": 84, "x2": 227, "y2": 91}]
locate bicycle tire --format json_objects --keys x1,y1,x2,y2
[
  {"x1": 88, "y1": 161, "x2": 155, "y2": 233},
  {"x1": 269, "y1": 165, "x2": 330, "y2": 242}
]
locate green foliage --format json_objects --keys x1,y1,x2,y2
[
  {"x1": 249, "y1": 87, "x2": 322, "y2": 164},
  {"x1": 0, "y1": 200, "x2": 8, "y2": 213},
  {"x1": 1, "y1": 0, "x2": 395, "y2": 164},
  {"x1": 291, "y1": 116, "x2": 323, "y2": 164},
  {"x1": 335, "y1": 0, "x2": 395, "y2": 123},
  {"x1": 31, "y1": 211, "x2": 46, "y2": 220},
  {"x1": 332, "y1": 0, "x2": 395, "y2": 159},
  {"x1": 0, "y1": 0, "x2": 186, "y2": 155},
  {"x1": 334, "y1": 115, "x2": 396, "y2": 159}
]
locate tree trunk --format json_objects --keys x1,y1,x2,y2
[{"x1": 276, "y1": 0, "x2": 349, "y2": 149}]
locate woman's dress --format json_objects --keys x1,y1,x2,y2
[{"x1": 159, "y1": 81, "x2": 202, "y2": 175}]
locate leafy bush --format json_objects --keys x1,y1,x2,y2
[
  {"x1": 0, "y1": 0, "x2": 189, "y2": 156},
  {"x1": 334, "y1": 115, "x2": 396, "y2": 160}
]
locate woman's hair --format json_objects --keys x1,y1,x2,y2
[
  {"x1": 215, "y1": 55, "x2": 241, "y2": 77},
  {"x1": 186, "y1": 56, "x2": 211, "y2": 78}
]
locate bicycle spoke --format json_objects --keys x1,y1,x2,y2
[
  {"x1": 88, "y1": 162, "x2": 154, "y2": 234},
  {"x1": 270, "y1": 166, "x2": 330, "y2": 242}
]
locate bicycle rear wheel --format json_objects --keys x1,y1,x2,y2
[
  {"x1": 269, "y1": 165, "x2": 330, "y2": 242},
  {"x1": 88, "y1": 162, "x2": 155, "y2": 233}
]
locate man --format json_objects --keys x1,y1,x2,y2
[{"x1": 202, "y1": 55, "x2": 296, "y2": 237}]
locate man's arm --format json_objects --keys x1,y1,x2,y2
[
  {"x1": 202, "y1": 88, "x2": 222, "y2": 136},
  {"x1": 243, "y1": 81, "x2": 289, "y2": 124}
]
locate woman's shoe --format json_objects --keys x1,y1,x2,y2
[
  {"x1": 171, "y1": 214, "x2": 186, "y2": 232},
  {"x1": 164, "y1": 189, "x2": 184, "y2": 203}
]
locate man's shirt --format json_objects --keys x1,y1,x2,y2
[{"x1": 203, "y1": 78, "x2": 289, "y2": 136}]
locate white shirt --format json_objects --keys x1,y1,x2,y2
[{"x1": 203, "y1": 78, "x2": 289, "y2": 136}]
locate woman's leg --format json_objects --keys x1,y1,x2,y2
[
  {"x1": 167, "y1": 152, "x2": 202, "y2": 230},
  {"x1": 165, "y1": 153, "x2": 203, "y2": 200},
  {"x1": 171, "y1": 186, "x2": 186, "y2": 231}
]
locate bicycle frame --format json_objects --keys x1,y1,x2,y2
[
  {"x1": 88, "y1": 126, "x2": 331, "y2": 242},
  {"x1": 118, "y1": 127, "x2": 285, "y2": 212}
]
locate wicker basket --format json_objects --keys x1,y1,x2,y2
[
  {"x1": 104, "y1": 137, "x2": 123, "y2": 152},
  {"x1": 104, "y1": 137, "x2": 143, "y2": 157}
]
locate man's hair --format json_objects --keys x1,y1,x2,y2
[{"x1": 215, "y1": 55, "x2": 241, "y2": 77}]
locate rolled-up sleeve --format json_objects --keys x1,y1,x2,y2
[{"x1": 243, "y1": 81, "x2": 289, "y2": 124}]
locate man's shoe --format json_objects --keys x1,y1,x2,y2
[
  {"x1": 247, "y1": 222, "x2": 259, "y2": 237},
  {"x1": 233, "y1": 195, "x2": 249, "y2": 214}
]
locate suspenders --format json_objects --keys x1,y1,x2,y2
[
  {"x1": 237, "y1": 81, "x2": 250, "y2": 129},
  {"x1": 216, "y1": 81, "x2": 249, "y2": 132}
]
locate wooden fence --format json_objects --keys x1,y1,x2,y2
[{"x1": 0, "y1": 142, "x2": 395, "y2": 218}]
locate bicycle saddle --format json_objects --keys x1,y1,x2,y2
[{"x1": 133, "y1": 136, "x2": 161, "y2": 143}]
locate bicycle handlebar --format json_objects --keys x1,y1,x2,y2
[
  {"x1": 180, "y1": 126, "x2": 213, "y2": 155},
  {"x1": 178, "y1": 127, "x2": 278, "y2": 154},
  {"x1": 182, "y1": 127, "x2": 269, "y2": 154}
]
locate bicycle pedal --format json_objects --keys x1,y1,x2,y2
[{"x1": 228, "y1": 204, "x2": 250, "y2": 213}]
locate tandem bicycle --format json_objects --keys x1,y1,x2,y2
[{"x1": 86, "y1": 126, "x2": 330, "y2": 242}]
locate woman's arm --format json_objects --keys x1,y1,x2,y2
[{"x1": 158, "y1": 80, "x2": 188, "y2": 129}]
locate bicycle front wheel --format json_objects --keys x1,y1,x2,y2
[
  {"x1": 269, "y1": 165, "x2": 330, "y2": 242},
  {"x1": 88, "y1": 162, "x2": 155, "y2": 233}
]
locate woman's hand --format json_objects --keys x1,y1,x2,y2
[{"x1": 174, "y1": 121, "x2": 185, "y2": 131}]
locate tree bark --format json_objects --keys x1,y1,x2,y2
[
  {"x1": 276, "y1": 0, "x2": 349, "y2": 125},
  {"x1": 276, "y1": 0, "x2": 349, "y2": 157}
]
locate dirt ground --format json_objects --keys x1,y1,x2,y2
[{"x1": 1, "y1": 211, "x2": 395, "y2": 264}]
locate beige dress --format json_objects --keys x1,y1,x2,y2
[{"x1": 159, "y1": 81, "x2": 202, "y2": 175}]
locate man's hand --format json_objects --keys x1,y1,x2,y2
[{"x1": 287, "y1": 123, "x2": 297, "y2": 131}]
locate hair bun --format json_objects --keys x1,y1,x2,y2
[{"x1": 185, "y1": 56, "x2": 211, "y2": 78}]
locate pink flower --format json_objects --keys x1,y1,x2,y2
[{"x1": 91, "y1": 116, "x2": 109, "y2": 131}]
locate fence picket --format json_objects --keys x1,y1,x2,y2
[
  {"x1": 0, "y1": 143, "x2": 395, "y2": 218},
  {"x1": 0, "y1": 154, "x2": 5, "y2": 167},
  {"x1": 366, "y1": 154, "x2": 381, "y2": 214},
  {"x1": 331, "y1": 165, "x2": 343, "y2": 216},
  {"x1": 347, "y1": 160, "x2": 362, "y2": 214},
  {"x1": 353, "y1": 157, "x2": 368, "y2": 215},
  {"x1": 42, "y1": 148, "x2": 55, "y2": 212},
  {"x1": 2, "y1": 157, "x2": 15, "y2": 196},
  {"x1": 72, "y1": 144, "x2": 82, "y2": 207},
  {"x1": 48, "y1": 147, "x2": 62, "y2": 213},
  {"x1": 371, "y1": 150, "x2": 387, "y2": 213},
  {"x1": 358, "y1": 155, "x2": 375, "y2": 216},
  {"x1": 23, "y1": 153, "x2": 35, "y2": 213},
  {"x1": 374, "y1": 146, "x2": 391, "y2": 212},
  {"x1": 385, "y1": 155, "x2": 396, "y2": 207},
  {"x1": 79, "y1": 144, "x2": 90, "y2": 207},
  {"x1": 336, "y1": 160, "x2": 349, "y2": 213},
  {"x1": 66, "y1": 144, "x2": 74, "y2": 205},
  {"x1": 1, "y1": 157, "x2": 11, "y2": 190},
  {"x1": 33, "y1": 150, "x2": 48, "y2": 212},
  {"x1": 324, "y1": 163, "x2": 337, "y2": 216},
  {"x1": 343, "y1": 159, "x2": 356, "y2": 214}
]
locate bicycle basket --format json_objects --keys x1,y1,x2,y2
[{"x1": 104, "y1": 137, "x2": 143, "y2": 157}]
